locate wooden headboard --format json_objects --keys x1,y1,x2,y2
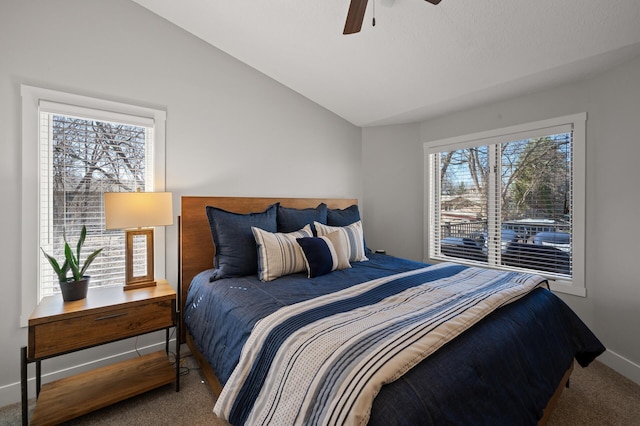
[{"x1": 179, "y1": 196, "x2": 358, "y2": 331}]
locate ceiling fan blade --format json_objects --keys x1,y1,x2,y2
[
  {"x1": 344, "y1": 0, "x2": 369, "y2": 35},
  {"x1": 425, "y1": 0, "x2": 442, "y2": 4}
]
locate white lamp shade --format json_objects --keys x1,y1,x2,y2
[{"x1": 104, "y1": 192, "x2": 173, "y2": 230}]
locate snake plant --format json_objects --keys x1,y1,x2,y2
[{"x1": 41, "y1": 225, "x2": 103, "y2": 282}]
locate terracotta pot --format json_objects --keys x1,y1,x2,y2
[{"x1": 59, "y1": 277, "x2": 89, "y2": 302}]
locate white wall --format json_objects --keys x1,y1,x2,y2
[
  {"x1": 362, "y1": 123, "x2": 423, "y2": 260},
  {"x1": 362, "y1": 54, "x2": 640, "y2": 384},
  {"x1": 0, "y1": 0, "x2": 361, "y2": 406}
]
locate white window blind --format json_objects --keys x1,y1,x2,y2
[
  {"x1": 38, "y1": 105, "x2": 154, "y2": 298},
  {"x1": 425, "y1": 114, "x2": 586, "y2": 294}
]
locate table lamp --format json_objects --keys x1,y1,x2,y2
[{"x1": 104, "y1": 190, "x2": 173, "y2": 290}]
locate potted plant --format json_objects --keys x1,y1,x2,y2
[{"x1": 41, "y1": 225, "x2": 103, "y2": 302}]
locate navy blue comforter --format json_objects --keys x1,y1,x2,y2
[{"x1": 184, "y1": 254, "x2": 604, "y2": 425}]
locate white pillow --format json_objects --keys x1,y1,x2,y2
[
  {"x1": 314, "y1": 220, "x2": 368, "y2": 262},
  {"x1": 252, "y1": 224, "x2": 313, "y2": 282}
]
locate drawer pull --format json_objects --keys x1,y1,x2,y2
[{"x1": 94, "y1": 313, "x2": 128, "y2": 321}]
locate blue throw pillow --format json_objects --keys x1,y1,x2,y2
[
  {"x1": 206, "y1": 203, "x2": 278, "y2": 279},
  {"x1": 277, "y1": 203, "x2": 328, "y2": 234},
  {"x1": 327, "y1": 204, "x2": 371, "y2": 253},
  {"x1": 327, "y1": 204, "x2": 360, "y2": 226},
  {"x1": 296, "y1": 233, "x2": 351, "y2": 278}
]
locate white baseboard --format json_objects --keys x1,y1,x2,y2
[
  {"x1": 0, "y1": 339, "x2": 174, "y2": 409},
  {"x1": 598, "y1": 349, "x2": 640, "y2": 386}
]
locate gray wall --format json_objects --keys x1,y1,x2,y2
[
  {"x1": 362, "y1": 54, "x2": 640, "y2": 384},
  {"x1": 0, "y1": 0, "x2": 361, "y2": 406},
  {"x1": 362, "y1": 123, "x2": 422, "y2": 260}
]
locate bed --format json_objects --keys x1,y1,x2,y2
[{"x1": 179, "y1": 196, "x2": 605, "y2": 425}]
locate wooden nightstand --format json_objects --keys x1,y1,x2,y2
[{"x1": 20, "y1": 280, "x2": 180, "y2": 426}]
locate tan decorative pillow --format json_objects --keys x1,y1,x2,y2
[
  {"x1": 252, "y1": 224, "x2": 313, "y2": 282},
  {"x1": 314, "y1": 220, "x2": 368, "y2": 262}
]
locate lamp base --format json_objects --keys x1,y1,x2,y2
[
  {"x1": 124, "y1": 228, "x2": 156, "y2": 291},
  {"x1": 123, "y1": 280, "x2": 157, "y2": 291}
]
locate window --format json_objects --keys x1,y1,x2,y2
[
  {"x1": 424, "y1": 114, "x2": 586, "y2": 296},
  {"x1": 21, "y1": 86, "x2": 167, "y2": 325}
]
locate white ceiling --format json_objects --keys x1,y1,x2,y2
[{"x1": 132, "y1": 0, "x2": 640, "y2": 127}]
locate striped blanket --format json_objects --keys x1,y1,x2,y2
[{"x1": 213, "y1": 263, "x2": 547, "y2": 425}]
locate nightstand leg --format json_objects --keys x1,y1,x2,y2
[
  {"x1": 21, "y1": 346, "x2": 28, "y2": 426},
  {"x1": 165, "y1": 328, "x2": 170, "y2": 354},
  {"x1": 175, "y1": 314, "x2": 181, "y2": 392},
  {"x1": 36, "y1": 360, "x2": 41, "y2": 396}
]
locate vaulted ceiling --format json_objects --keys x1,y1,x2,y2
[{"x1": 132, "y1": 0, "x2": 640, "y2": 127}]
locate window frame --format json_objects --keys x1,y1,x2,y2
[
  {"x1": 21, "y1": 85, "x2": 167, "y2": 326},
  {"x1": 423, "y1": 113, "x2": 587, "y2": 297}
]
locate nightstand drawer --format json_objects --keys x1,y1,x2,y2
[{"x1": 30, "y1": 300, "x2": 173, "y2": 359}]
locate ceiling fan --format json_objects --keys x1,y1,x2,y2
[{"x1": 344, "y1": 0, "x2": 442, "y2": 35}]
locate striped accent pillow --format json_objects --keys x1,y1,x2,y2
[
  {"x1": 252, "y1": 224, "x2": 313, "y2": 282},
  {"x1": 297, "y1": 231, "x2": 352, "y2": 278},
  {"x1": 323, "y1": 230, "x2": 352, "y2": 270},
  {"x1": 314, "y1": 220, "x2": 368, "y2": 262}
]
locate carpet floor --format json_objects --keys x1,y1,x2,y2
[{"x1": 1, "y1": 356, "x2": 638, "y2": 425}]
